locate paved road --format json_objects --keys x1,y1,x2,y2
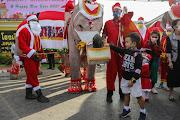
[{"x1": 0, "y1": 65, "x2": 179, "y2": 120}]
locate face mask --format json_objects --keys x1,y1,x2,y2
[
  {"x1": 29, "y1": 21, "x2": 41, "y2": 36},
  {"x1": 113, "y1": 12, "x2": 121, "y2": 19},
  {"x1": 137, "y1": 24, "x2": 143, "y2": 28},
  {"x1": 166, "y1": 32, "x2": 172, "y2": 36},
  {"x1": 151, "y1": 37, "x2": 158, "y2": 41}
]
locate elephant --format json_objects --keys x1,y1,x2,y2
[
  {"x1": 160, "y1": 0, "x2": 180, "y2": 32},
  {"x1": 67, "y1": 0, "x2": 104, "y2": 93}
]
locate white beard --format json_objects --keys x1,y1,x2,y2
[{"x1": 29, "y1": 21, "x2": 41, "y2": 36}]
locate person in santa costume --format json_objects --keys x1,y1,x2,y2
[
  {"x1": 141, "y1": 27, "x2": 162, "y2": 94},
  {"x1": 141, "y1": 53, "x2": 152, "y2": 102},
  {"x1": 58, "y1": 0, "x2": 74, "y2": 77},
  {"x1": 102, "y1": 2, "x2": 125, "y2": 102},
  {"x1": 137, "y1": 17, "x2": 150, "y2": 42},
  {"x1": 16, "y1": 15, "x2": 49, "y2": 103},
  {"x1": 103, "y1": 2, "x2": 144, "y2": 102},
  {"x1": 157, "y1": 26, "x2": 173, "y2": 90}
]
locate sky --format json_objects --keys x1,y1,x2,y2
[{"x1": 75, "y1": 0, "x2": 171, "y2": 23}]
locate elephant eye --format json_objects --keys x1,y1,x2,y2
[{"x1": 79, "y1": 25, "x2": 83, "y2": 28}]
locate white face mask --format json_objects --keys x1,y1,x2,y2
[
  {"x1": 151, "y1": 37, "x2": 158, "y2": 41},
  {"x1": 29, "y1": 21, "x2": 41, "y2": 36}
]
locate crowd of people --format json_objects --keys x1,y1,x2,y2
[{"x1": 11, "y1": 0, "x2": 180, "y2": 120}]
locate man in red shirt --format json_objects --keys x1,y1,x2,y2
[
  {"x1": 102, "y1": 3, "x2": 125, "y2": 102},
  {"x1": 16, "y1": 15, "x2": 49, "y2": 103}
]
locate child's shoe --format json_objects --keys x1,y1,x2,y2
[
  {"x1": 151, "y1": 88, "x2": 158, "y2": 94},
  {"x1": 138, "y1": 112, "x2": 146, "y2": 120},
  {"x1": 119, "y1": 109, "x2": 131, "y2": 118},
  {"x1": 156, "y1": 82, "x2": 164, "y2": 89}
]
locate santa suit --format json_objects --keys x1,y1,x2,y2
[
  {"x1": 103, "y1": 19, "x2": 125, "y2": 91},
  {"x1": 17, "y1": 24, "x2": 46, "y2": 91},
  {"x1": 160, "y1": 36, "x2": 168, "y2": 82},
  {"x1": 138, "y1": 26, "x2": 151, "y2": 42},
  {"x1": 140, "y1": 63, "x2": 152, "y2": 91}
]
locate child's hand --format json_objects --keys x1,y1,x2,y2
[
  {"x1": 128, "y1": 80, "x2": 133, "y2": 87},
  {"x1": 102, "y1": 40, "x2": 109, "y2": 47}
]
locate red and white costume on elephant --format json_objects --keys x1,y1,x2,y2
[
  {"x1": 68, "y1": 0, "x2": 103, "y2": 93},
  {"x1": 103, "y1": 3, "x2": 144, "y2": 93},
  {"x1": 141, "y1": 53, "x2": 152, "y2": 101},
  {"x1": 137, "y1": 17, "x2": 151, "y2": 42},
  {"x1": 15, "y1": 15, "x2": 46, "y2": 91}
]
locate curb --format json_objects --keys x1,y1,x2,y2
[{"x1": 0, "y1": 69, "x2": 10, "y2": 73}]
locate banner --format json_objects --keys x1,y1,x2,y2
[
  {"x1": 39, "y1": 11, "x2": 65, "y2": 50},
  {"x1": 0, "y1": 0, "x2": 67, "y2": 19},
  {"x1": 0, "y1": 31, "x2": 16, "y2": 53}
]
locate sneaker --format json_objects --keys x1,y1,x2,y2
[
  {"x1": 151, "y1": 88, "x2": 158, "y2": 94},
  {"x1": 138, "y1": 112, "x2": 146, "y2": 120},
  {"x1": 156, "y1": 84, "x2": 164, "y2": 89},
  {"x1": 119, "y1": 109, "x2": 131, "y2": 118}
]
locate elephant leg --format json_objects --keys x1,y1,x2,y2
[
  {"x1": 81, "y1": 55, "x2": 87, "y2": 80},
  {"x1": 68, "y1": 39, "x2": 82, "y2": 93},
  {"x1": 84, "y1": 64, "x2": 98, "y2": 92}
]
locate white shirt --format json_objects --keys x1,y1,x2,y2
[{"x1": 11, "y1": 44, "x2": 15, "y2": 53}]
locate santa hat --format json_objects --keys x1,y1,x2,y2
[
  {"x1": 26, "y1": 14, "x2": 37, "y2": 22},
  {"x1": 152, "y1": 27, "x2": 160, "y2": 32},
  {"x1": 62, "y1": 0, "x2": 74, "y2": 13},
  {"x1": 143, "y1": 54, "x2": 151, "y2": 61},
  {"x1": 112, "y1": 3, "x2": 122, "y2": 11},
  {"x1": 137, "y1": 17, "x2": 144, "y2": 24}
]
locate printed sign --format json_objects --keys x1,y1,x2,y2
[
  {"x1": 0, "y1": 0, "x2": 67, "y2": 19},
  {"x1": 0, "y1": 31, "x2": 16, "y2": 53}
]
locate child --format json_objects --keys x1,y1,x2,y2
[
  {"x1": 141, "y1": 28, "x2": 162, "y2": 94},
  {"x1": 107, "y1": 32, "x2": 146, "y2": 120},
  {"x1": 141, "y1": 53, "x2": 152, "y2": 102}
]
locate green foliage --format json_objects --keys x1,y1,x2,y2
[{"x1": 0, "y1": 54, "x2": 12, "y2": 65}]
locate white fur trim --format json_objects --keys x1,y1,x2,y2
[
  {"x1": 137, "y1": 20, "x2": 144, "y2": 23},
  {"x1": 135, "y1": 69, "x2": 141, "y2": 74},
  {"x1": 25, "y1": 84, "x2": 32, "y2": 88},
  {"x1": 33, "y1": 86, "x2": 41, "y2": 91},
  {"x1": 168, "y1": 9, "x2": 179, "y2": 20},
  {"x1": 79, "y1": 0, "x2": 104, "y2": 20},
  {"x1": 27, "y1": 15, "x2": 37, "y2": 22},
  {"x1": 41, "y1": 58, "x2": 47, "y2": 63},
  {"x1": 143, "y1": 55, "x2": 149, "y2": 61},
  {"x1": 113, "y1": 6, "x2": 122, "y2": 10},
  {"x1": 16, "y1": 24, "x2": 34, "y2": 49},
  {"x1": 27, "y1": 49, "x2": 36, "y2": 58},
  {"x1": 142, "y1": 89, "x2": 151, "y2": 92},
  {"x1": 25, "y1": 25, "x2": 34, "y2": 49},
  {"x1": 14, "y1": 55, "x2": 23, "y2": 65}
]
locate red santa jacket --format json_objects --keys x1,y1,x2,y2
[{"x1": 15, "y1": 24, "x2": 46, "y2": 64}]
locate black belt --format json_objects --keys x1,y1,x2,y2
[{"x1": 141, "y1": 76, "x2": 150, "y2": 78}]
